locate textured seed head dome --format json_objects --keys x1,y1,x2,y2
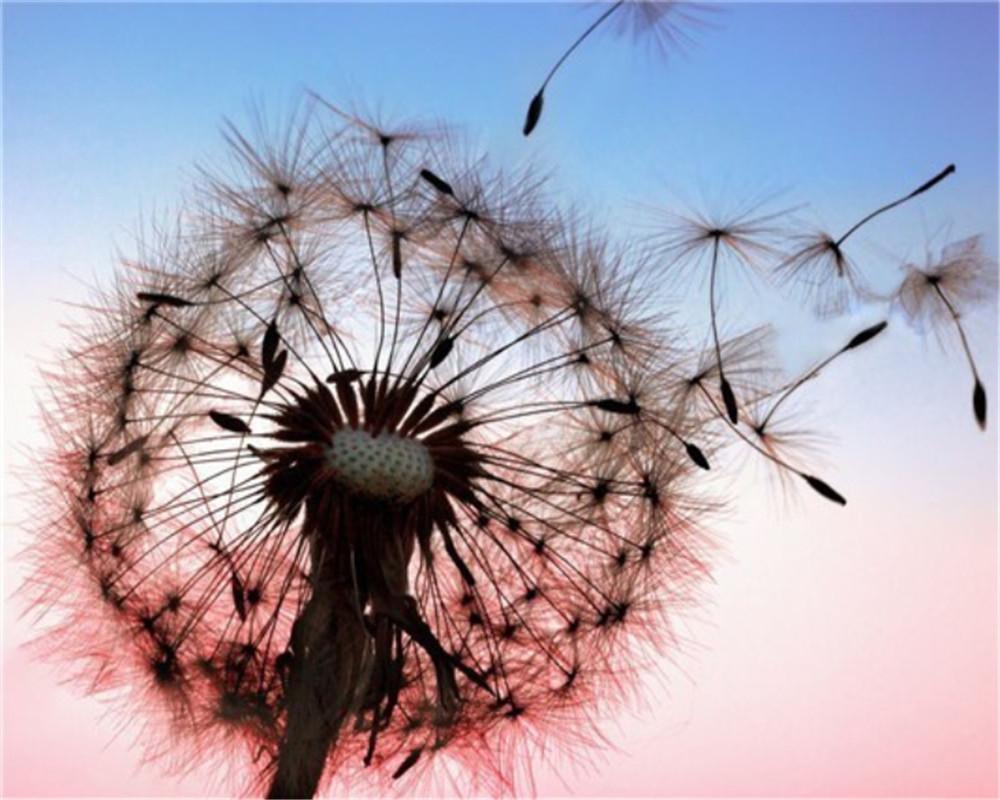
[{"x1": 326, "y1": 428, "x2": 434, "y2": 502}]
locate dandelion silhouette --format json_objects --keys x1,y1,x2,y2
[
  {"x1": 776, "y1": 164, "x2": 956, "y2": 317},
  {"x1": 25, "y1": 100, "x2": 733, "y2": 798},
  {"x1": 522, "y1": 0, "x2": 708, "y2": 136},
  {"x1": 895, "y1": 235, "x2": 998, "y2": 430}
]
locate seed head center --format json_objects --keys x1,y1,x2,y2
[{"x1": 325, "y1": 428, "x2": 434, "y2": 503}]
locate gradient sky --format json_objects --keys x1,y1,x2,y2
[{"x1": 3, "y1": 2, "x2": 998, "y2": 798}]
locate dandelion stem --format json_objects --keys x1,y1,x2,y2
[{"x1": 268, "y1": 585, "x2": 365, "y2": 799}]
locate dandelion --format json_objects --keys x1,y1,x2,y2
[
  {"x1": 775, "y1": 164, "x2": 956, "y2": 317},
  {"x1": 522, "y1": 1, "x2": 710, "y2": 136},
  {"x1": 648, "y1": 200, "x2": 788, "y2": 425},
  {"x1": 24, "y1": 100, "x2": 724, "y2": 798},
  {"x1": 894, "y1": 235, "x2": 997, "y2": 430}
]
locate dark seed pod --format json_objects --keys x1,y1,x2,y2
[
  {"x1": 231, "y1": 574, "x2": 247, "y2": 622},
  {"x1": 106, "y1": 435, "x2": 149, "y2": 466},
  {"x1": 802, "y1": 474, "x2": 847, "y2": 506},
  {"x1": 392, "y1": 747, "x2": 423, "y2": 780},
  {"x1": 429, "y1": 337, "x2": 455, "y2": 369},
  {"x1": 262, "y1": 319, "x2": 280, "y2": 369},
  {"x1": 420, "y1": 169, "x2": 454, "y2": 196},
  {"x1": 720, "y1": 378, "x2": 739, "y2": 424},
  {"x1": 685, "y1": 443, "x2": 710, "y2": 471},
  {"x1": 523, "y1": 90, "x2": 544, "y2": 136},
  {"x1": 260, "y1": 349, "x2": 288, "y2": 398},
  {"x1": 973, "y1": 378, "x2": 987, "y2": 430},
  {"x1": 843, "y1": 320, "x2": 888, "y2": 351},
  {"x1": 209, "y1": 410, "x2": 252, "y2": 435},
  {"x1": 392, "y1": 231, "x2": 403, "y2": 279},
  {"x1": 136, "y1": 291, "x2": 194, "y2": 307},
  {"x1": 909, "y1": 163, "x2": 955, "y2": 198},
  {"x1": 591, "y1": 398, "x2": 640, "y2": 416},
  {"x1": 326, "y1": 368, "x2": 363, "y2": 385}
]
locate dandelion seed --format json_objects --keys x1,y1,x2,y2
[
  {"x1": 522, "y1": 1, "x2": 710, "y2": 135},
  {"x1": 671, "y1": 324, "x2": 846, "y2": 505},
  {"x1": 649, "y1": 200, "x2": 788, "y2": 425},
  {"x1": 894, "y1": 235, "x2": 997, "y2": 430},
  {"x1": 776, "y1": 165, "x2": 956, "y2": 317}
]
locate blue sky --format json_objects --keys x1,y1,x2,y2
[
  {"x1": 5, "y1": 3, "x2": 997, "y2": 276},
  {"x1": 6, "y1": 2, "x2": 997, "y2": 373}
]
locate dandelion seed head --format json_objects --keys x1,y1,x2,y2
[{"x1": 23, "y1": 97, "x2": 717, "y2": 797}]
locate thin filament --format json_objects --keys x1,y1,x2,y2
[
  {"x1": 836, "y1": 164, "x2": 955, "y2": 247},
  {"x1": 538, "y1": 0, "x2": 625, "y2": 92}
]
